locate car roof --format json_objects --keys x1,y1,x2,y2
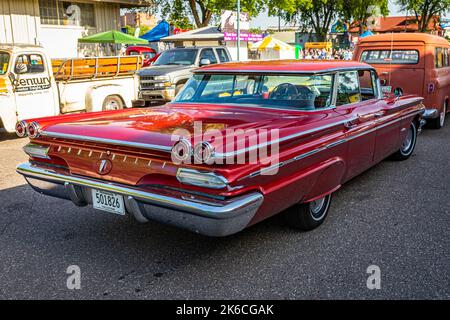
[
  {"x1": 358, "y1": 33, "x2": 449, "y2": 46},
  {"x1": 196, "y1": 60, "x2": 373, "y2": 74},
  {"x1": 126, "y1": 46, "x2": 155, "y2": 52}
]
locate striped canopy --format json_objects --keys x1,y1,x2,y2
[{"x1": 250, "y1": 36, "x2": 294, "y2": 51}]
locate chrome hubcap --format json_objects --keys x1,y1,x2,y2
[
  {"x1": 105, "y1": 100, "x2": 119, "y2": 110},
  {"x1": 401, "y1": 126, "x2": 413, "y2": 152},
  {"x1": 310, "y1": 197, "x2": 328, "y2": 220},
  {"x1": 440, "y1": 106, "x2": 446, "y2": 127}
]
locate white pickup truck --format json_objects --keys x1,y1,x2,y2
[{"x1": 0, "y1": 44, "x2": 141, "y2": 133}]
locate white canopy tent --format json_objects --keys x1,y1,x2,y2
[{"x1": 249, "y1": 36, "x2": 295, "y2": 60}]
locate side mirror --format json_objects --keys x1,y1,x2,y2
[
  {"x1": 15, "y1": 63, "x2": 28, "y2": 74},
  {"x1": 199, "y1": 58, "x2": 211, "y2": 67}
]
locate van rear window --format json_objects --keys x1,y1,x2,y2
[{"x1": 360, "y1": 50, "x2": 419, "y2": 64}]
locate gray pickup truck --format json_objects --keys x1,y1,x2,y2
[{"x1": 134, "y1": 46, "x2": 232, "y2": 106}]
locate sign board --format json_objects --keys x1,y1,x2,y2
[
  {"x1": 221, "y1": 10, "x2": 250, "y2": 33},
  {"x1": 304, "y1": 42, "x2": 333, "y2": 49},
  {"x1": 224, "y1": 32, "x2": 263, "y2": 42}
]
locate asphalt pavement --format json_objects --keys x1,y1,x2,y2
[{"x1": 0, "y1": 122, "x2": 448, "y2": 299}]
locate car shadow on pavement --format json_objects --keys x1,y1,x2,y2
[{"x1": 0, "y1": 132, "x2": 22, "y2": 142}]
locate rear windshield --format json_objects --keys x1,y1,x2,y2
[{"x1": 360, "y1": 50, "x2": 419, "y2": 64}]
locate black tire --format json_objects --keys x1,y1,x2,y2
[
  {"x1": 428, "y1": 102, "x2": 446, "y2": 129},
  {"x1": 284, "y1": 194, "x2": 332, "y2": 231},
  {"x1": 391, "y1": 121, "x2": 417, "y2": 161},
  {"x1": 102, "y1": 95, "x2": 124, "y2": 111}
]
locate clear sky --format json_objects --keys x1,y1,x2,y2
[{"x1": 250, "y1": 1, "x2": 404, "y2": 28}]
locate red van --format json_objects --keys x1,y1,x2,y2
[{"x1": 354, "y1": 33, "x2": 450, "y2": 128}]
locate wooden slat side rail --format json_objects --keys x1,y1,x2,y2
[{"x1": 52, "y1": 56, "x2": 142, "y2": 81}]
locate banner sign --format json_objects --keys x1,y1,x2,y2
[
  {"x1": 224, "y1": 32, "x2": 263, "y2": 42},
  {"x1": 221, "y1": 10, "x2": 250, "y2": 33}
]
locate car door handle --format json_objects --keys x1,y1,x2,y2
[
  {"x1": 374, "y1": 111, "x2": 385, "y2": 118},
  {"x1": 344, "y1": 119, "x2": 358, "y2": 129}
]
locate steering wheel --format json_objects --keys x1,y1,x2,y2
[{"x1": 269, "y1": 83, "x2": 299, "y2": 100}]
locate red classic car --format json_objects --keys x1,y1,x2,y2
[{"x1": 16, "y1": 60, "x2": 425, "y2": 237}]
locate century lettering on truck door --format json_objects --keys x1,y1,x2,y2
[{"x1": 12, "y1": 52, "x2": 59, "y2": 120}]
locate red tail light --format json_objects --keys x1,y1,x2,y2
[
  {"x1": 15, "y1": 121, "x2": 27, "y2": 137},
  {"x1": 27, "y1": 122, "x2": 41, "y2": 138}
]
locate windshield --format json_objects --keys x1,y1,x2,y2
[
  {"x1": 174, "y1": 73, "x2": 334, "y2": 110},
  {"x1": 153, "y1": 49, "x2": 197, "y2": 66},
  {"x1": 360, "y1": 50, "x2": 419, "y2": 64},
  {"x1": 0, "y1": 51, "x2": 10, "y2": 75}
]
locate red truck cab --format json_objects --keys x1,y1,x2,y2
[{"x1": 126, "y1": 46, "x2": 158, "y2": 67}]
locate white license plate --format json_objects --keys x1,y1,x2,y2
[{"x1": 92, "y1": 189, "x2": 125, "y2": 215}]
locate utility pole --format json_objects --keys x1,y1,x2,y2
[{"x1": 237, "y1": 0, "x2": 240, "y2": 61}]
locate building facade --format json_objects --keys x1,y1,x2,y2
[
  {"x1": 120, "y1": 12, "x2": 156, "y2": 29},
  {"x1": 0, "y1": 0, "x2": 143, "y2": 58}
]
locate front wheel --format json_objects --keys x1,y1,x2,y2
[
  {"x1": 391, "y1": 121, "x2": 417, "y2": 161},
  {"x1": 102, "y1": 95, "x2": 124, "y2": 111},
  {"x1": 428, "y1": 102, "x2": 446, "y2": 129},
  {"x1": 284, "y1": 194, "x2": 332, "y2": 231}
]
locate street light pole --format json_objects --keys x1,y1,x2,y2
[{"x1": 237, "y1": 0, "x2": 240, "y2": 61}]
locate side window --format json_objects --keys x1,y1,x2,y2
[
  {"x1": 15, "y1": 54, "x2": 45, "y2": 74},
  {"x1": 435, "y1": 48, "x2": 443, "y2": 68},
  {"x1": 443, "y1": 48, "x2": 449, "y2": 67},
  {"x1": 358, "y1": 70, "x2": 378, "y2": 101},
  {"x1": 199, "y1": 48, "x2": 217, "y2": 64},
  {"x1": 336, "y1": 71, "x2": 361, "y2": 106},
  {"x1": 216, "y1": 48, "x2": 230, "y2": 62}
]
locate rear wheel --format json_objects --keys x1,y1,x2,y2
[
  {"x1": 284, "y1": 194, "x2": 332, "y2": 231},
  {"x1": 428, "y1": 102, "x2": 446, "y2": 129},
  {"x1": 102, "y1": 95, "x2": 124, "y2": 111},
  {"x1": 391, "y1": 121, "x2": 417, "y2": 161}
]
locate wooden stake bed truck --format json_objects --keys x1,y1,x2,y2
[{"x1": 0, "y1": 44, "x2": 141, "y2": 133}]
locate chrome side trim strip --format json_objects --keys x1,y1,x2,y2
[
  {"x1": 238, "y1": 109, "x2": 423, "y2": 181},
  {"x1": 214, "y1": 118, "x2": 354, "y2": 158},
  {"x1": 40, "y1": 131, "x2": 173, "y2": 153}
]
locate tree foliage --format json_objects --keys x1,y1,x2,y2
[
  {"x1": 396, "y1": 0, "x2": 450, "y2": 32},
  {"x1": 153, "y1": 0, "x2": 265, "y2": 28},
  {"x1": 267, "y1": 0, "x2": 342, "y2": 41},
  {"x1": 341, "y1": 0, "x2": 389, "y2": 34}
]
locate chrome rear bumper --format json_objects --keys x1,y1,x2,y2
[{"x1": 16, "y1": 162, "x2": 263, "y2": 237}]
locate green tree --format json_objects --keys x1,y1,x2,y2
[
  {"x1": 396, "y1": 0, "x2": 450, "y2": 32},
  {"x1": 165, "y1": 0, "x2": 194, "y2": 29},
  {"x1": 341, "y1": 0, "x2": 389, "y2": 34},
  {"x1": 155, "y1": 0, "x2": 265, "y2": 28},
  {"x1": 268, "y1": 0, "x2": 342, "y2": 41}
]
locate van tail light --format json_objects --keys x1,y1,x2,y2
[
  {"x1": 427, "y1": 83, "x2": 435, "y2": 93},
  {"x1": 15, "y1": 121, "x2": 27, "y2": 137}
]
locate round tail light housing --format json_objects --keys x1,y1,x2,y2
[
  {"x1": 27, "y1": 122, "x2": 41, "y2": 138},
  {"x1": 15, "y1": 121, "x2": 27, "y2": 137},
  {"x1": 193, "y1": 141, "x2": 215, "y2": 164}
]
